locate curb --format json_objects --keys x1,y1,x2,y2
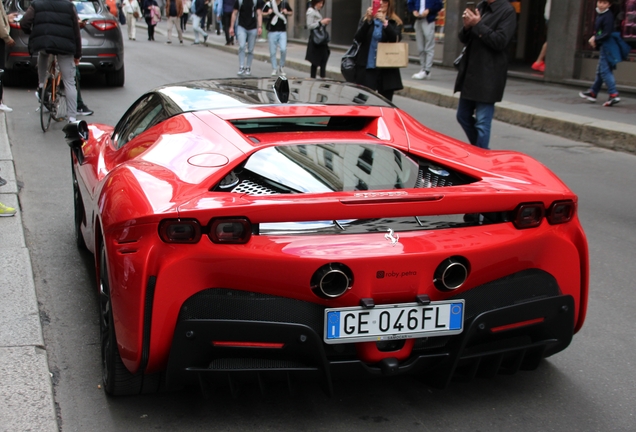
[{"x1": 0, "y1": 113, "x2": 59, "y2": 432}]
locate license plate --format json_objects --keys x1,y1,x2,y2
[{"x1": 324, "y1": 300, "x2": 464, "y2": 344}]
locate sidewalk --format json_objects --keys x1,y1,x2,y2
[
  {"x1": 0, "y1": 117, "x2": 58, "y2": 431},
  {"x1": 190, "y1": 28, "x2": 636, "y2": 154}
]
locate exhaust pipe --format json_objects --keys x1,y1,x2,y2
[
  {"x1": 433, "y1": 256, "x2": 469, "y2": 290},
  {"x1": 311, "y1": 263, "x2": 353, "y2": 299}
]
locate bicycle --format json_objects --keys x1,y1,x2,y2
[{"x1": 39, "y1": 54, "x2": 67, "y2": 132}]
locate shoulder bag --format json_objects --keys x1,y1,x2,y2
[
  {"x1": 311, "y1": 24, "x2": 330, "y2": 46},
  {"x1": 341, "y1": 40, "x2": 360, "y2": 82}
]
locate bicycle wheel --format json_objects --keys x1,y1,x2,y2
[
  {"x1": 52, "y1": 86, "x2": 67, "y2": 122},
  {"x1": 40, "y1": 75, "x2": 53, "y2": 132}
]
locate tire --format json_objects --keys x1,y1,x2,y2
[
  {"x1": 40, "y1": 76, "x2": 52, "y2": 132},
  {"x1": 99, "y1": 243, "x2": 144, "y2": 396},
  {"x1": 72, "y1": 167, "x2": 87, "y2": 250},
  {"x1": 105, "y1": 66, "x2": 125, "y2": 87}
]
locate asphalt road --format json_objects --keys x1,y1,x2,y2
[{"x1": 5, "y1": 33, "x2": 636, "y2": 431}]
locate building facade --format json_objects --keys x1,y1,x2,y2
[{"x1": 284, "y1": 0, "x2": 635, "y2": 87}]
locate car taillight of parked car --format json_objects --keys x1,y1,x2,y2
[
  {"x1": 91, "y1": 20, "x2": 118, "y2": 31},
  {"x1": 513, "y1": 200, "x2": 575, "y2": 229}
]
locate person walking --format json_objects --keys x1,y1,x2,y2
[
  {"x1": 20, "y1": 0, "x2": 81, "y2": 123},
  {"x1": 579, "y1": 0, "x2": 620, "y2": 107},
  {"x1": 229, "y1": 0, "x2": 264, "y2": 76},
  {"x1": 165, "y1": 0, "x2": 184, "y2": 43},
  {"x1": 181, "y1": 0, "x2": 191, "y2": 31},
  {"x1": 353, "y1": 0, "x2": 403, "y2": 101},
  {"x1": 192, "y1": 0, "x2": 210, "y2": 44},
  {"x1": 122, "y1": 0, "x2": 142, "y2": 40},
  {"x1": 221, "y1": 0, "x2": 235, "y2": 45},
  {"x1": 0, "y1": 4, "x2": 16, "y2": 112},
  {"x1": 453, "y1": 0, "x2": 516, "y2": 150},
  {"x1": 407, "y1": 0, "x2": 443, "y2": 80},
  {"x1": 305, "y1": 0, "x2": 330, "y2": 79},
  {"x1": 143, "y1": 0, "x2": 159, "y2": 40},
  {"x1": 263, "y1": 0, "x2": 292, "y2": 76}
]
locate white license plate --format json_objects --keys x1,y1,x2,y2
[{"x1": 324, "y1": 300, "x2": 464, "y2": 344}]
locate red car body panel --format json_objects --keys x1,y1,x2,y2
[{"x1": 68, "y1": 79, "x2": 588, "y2": 392}]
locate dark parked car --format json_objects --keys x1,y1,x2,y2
[{"x1": 4, "y1": 0, "x2": 125, "y2": 86}]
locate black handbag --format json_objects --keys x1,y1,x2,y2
[
  {"x1": 311, "y1": 25, "x2": 330, "y2": 46},
  {"x1": 341, "y1": 40, "x2": 360, "y2": 83}
]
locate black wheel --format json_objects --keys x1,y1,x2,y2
[
  {"x1": 105, "y1": 66, "x2": 125, "y2": 87},
  {"x1": 99, "y1": 243, "x2": 144, "y2": 396},
  {"x1": 72, "y1": 167, "x2": 87, "y2": 250},
  {"x1": 40, "y1": 76, "x2": 52, "y2": 132}
]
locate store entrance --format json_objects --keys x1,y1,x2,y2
[{"x1": 508, "y1": 0, "x2": 549, "y2": 70}]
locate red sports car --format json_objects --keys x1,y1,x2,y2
[{"x1": 64, "y1": 77, "x2": 588, "y2": 397}]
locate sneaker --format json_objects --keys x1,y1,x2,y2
[
  {"x1": 412, "y1": 70, "x2": 427, "y2": 80},
  {"x1": 271, "y1": 69, "x2": 278, "y2": 76},
  {"x1": 579, "y1": 91, "x2": 596, "y2": 102},
  {"x1": 424, "y1": 70, "x2": 431, "y2": 80},
  {"x1": 68, "y1": 117, "x2": 77, "y2": 123},
  {"x1": 0, "y1": 202, "x2": 16, "y2": 217},
  {"x1": 35, "y1": 87, "x2": 42, "y2": 102},
  {"x1": 77, "y1": 104, "x2": 93, "y2": 116},
  {"x1": 192, "y1": 41, "x2": 200, "y2": 45},
  {"x1": 531, "y1": 61, "x2": 545, "y2": 72},
  {"x1": 237, "y1": 67, "x2": 245, "y2": 76},
  {"x1": 203, "y1": 34, "x2": 208, "y2": 43},
  {"x1": 0, "y1": 103, "x2": 13, "y2": 112},
  {"x1": 244, "y1": 68, "x2": 251, "y2": 76},
  {"x1": 166, "y1": 40, "x2": 172, "y2": 44},
  {"x1": 603, "y1": 94, "x2": 620, "y2": 107},
  {"x1": 180, "y1": 40, "x2": 183, "y2": 44},
  {"x1": 278, "y1": 67, "x2": 286, "y2": 76}
]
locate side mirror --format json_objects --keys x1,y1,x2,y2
[{"x1": 63, "y1": 120, "x2": 89, "y2": 164}]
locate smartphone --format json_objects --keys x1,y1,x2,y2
[
  {"x1": 466, "y1": 1, "x2": 475, "y2": 11},
  {"x1": 372, "y1": 0, "x2": 381, "y2": 16}
]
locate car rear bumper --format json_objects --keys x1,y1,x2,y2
[
  {"x1": 5, "y1": 51, "x2": 123, "y2": 74},
  {"x1": 164, "y1": 269, "x2": 574, "y2": 393}
]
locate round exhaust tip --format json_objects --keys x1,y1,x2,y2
[
  {"x1": 433, "y1": 256, "x2": 469, "y2": 290},
  {"x1": 311, "y1": 263, "x2": 353, "y2": 299}
]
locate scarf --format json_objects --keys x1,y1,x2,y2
[{"x1": 270, "y1": 0, "x2": 286, "y2": 27}]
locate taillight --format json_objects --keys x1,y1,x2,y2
[
  {"x1": 513, "y1": 203, "x2": 545, "y2": 229},
  {"x1": 90, "y1": 20, "x2": 119, "y2": 31},
  {"x1": 547, "y1": 200, "x2": 575, "y2": 224},
  {"x1": 208, "y1": 218, "x2": 252, "y2": 244},
  {"x1": 158, "y1": 219, "x2": 201, "y2": 243}
]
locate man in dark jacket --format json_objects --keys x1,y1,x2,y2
[
  {"x1": 453, "y1": 0, "x2": 516, "y2": 149},
  {"x1": 579, "y1": 0, "x2": 619, "y2": 107},
  {"x1": 20, "y1": 0, "x2": 81, "y2": 122}
]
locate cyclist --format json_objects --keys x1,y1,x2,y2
[{"x1": 19, "y1": 0, "x2": 82, "y2": 123}]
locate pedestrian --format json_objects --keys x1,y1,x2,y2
[
  {"x1": 229, "y1": 0, "x2": 264, "y2": 76},
  {"x1": 453, "y1": 0, "x2": 516, "y2": 150},
  {"x1": 263, "y1": 0, "x2": 292, "y2": 76},
  {"x1": 165, "y1": 0, "x2": 184, "y2": 44},
  {"x1": 221, "y1": 0, "x2": 235, "y2": 45},
  {"x1": 407, "y1": 0, "x2": 443, "y2": 80},
  {"x1": 579, "y1": 0, "x2": 620, "y2": 107},
  {"x1": 122, "y1": 0, "x2": 142, "y2": 40},
  {"x1": 305, "y1": 0, "x2": 330, "y2": 79},
  {"x1": 181, "y1": 0, "x2": 191, "y2": 31},
  {"x1": 0, "y1": 4, "x2": 16, "y2": 112},
  {"x1": 214, "y1": 0, "x2": 222, "y2": 34},
  {"x1": 531, "y1": 0, "x2": 551, "y2": 72},
  {"x1": 19, "y1": 0, "x2": 81, "y2": 123},
  {"x1": 143, "y1": 0, "x2": 159, "y2": 41},
  {"x1": 192, "y1": 0, "x2": 210, "y2": 45},
  {"x1": 353, "y1": 0, "x2": 403, "y2": 101}
]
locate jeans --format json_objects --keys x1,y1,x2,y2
[
  {"x1": 456, "y1": 98, "x2": 495, "y2": 149},
  {"x1": 591, "y1": 48, "x2": 618, "y2": 96},
  {"x1": 38, "y1": 52, "x2": 77, "y2": 120},
  {"x1": 413, "y1": 18, "x2": 436, "y2": 72},
  {"x1": 268, "y1": 31, "x2": 287, "y2": 70},
  {"x1": 236, "y1": 25, "x2": 257, "y2": 69},
  {"x1": 192, "y1": 15, "x2": 208, "y2": 43}
]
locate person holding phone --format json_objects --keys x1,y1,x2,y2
[
  {"x1": 305, "y1": 0, "x2": 331, "y2": 79},
  {"x1": 453, "y1": 0, "x2": 516, "y2": 149},
  {"x1": 407, "y1": 0, "x2": 443, "y2": 80}
]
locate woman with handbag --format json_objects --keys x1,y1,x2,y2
[
  {"x1": 122, "y1": 0, "x2": 142, "y2": 40},
  {"x1": 305, "y1": 0, "x2": 331, "y2": 79},
  {"x1": 142, "y1": 0, "x2": 159, "y2": 40},
  {"x1": 353, "y1": 0, "x2": 403, "y2": 101}
]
